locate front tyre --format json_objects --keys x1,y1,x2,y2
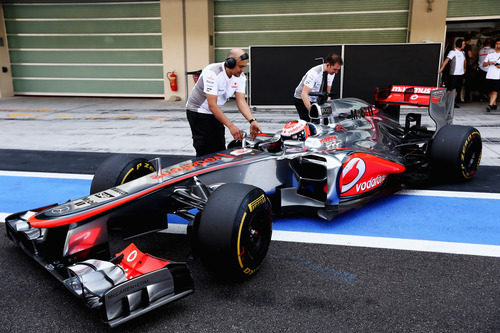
[
  {"x1": 197, "y1": 183, "x2": 272, "y2": 278},
  {"x1": 90, "y1": 154, "x2": 155, "y2": 194},
  {"x1": 430, "y1": 125, "x2": 482, "y2": 181}
]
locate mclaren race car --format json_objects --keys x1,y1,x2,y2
[{"x1": 5, "y1": 85, "x2": 481, "y2": 326}]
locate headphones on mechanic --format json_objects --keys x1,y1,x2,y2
[{"x1": 224, "y1": 52, "x2": 249, "y2": 69}]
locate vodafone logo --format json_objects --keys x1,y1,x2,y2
[
  {"x1": 341, "y1": 157, "x2": 366, "y2": 193},
  {"x1": 355, "y1": 175, "x2": 387, "y2": 192}
]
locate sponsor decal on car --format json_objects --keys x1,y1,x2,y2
[
  {"x1": 320, "y1": 136, "x2": 337, "y2": 144},
  {"x1": 391, "y1": 85, "x2": 433, "y2": 94},
  {"x1": 341, "y1": 157, "x2": 366, "y2": 193},
  {"x1": 152, "y1": 153, "x2": 236, "y2": 179},
  {"x1": 340, "y1": 153, "x2": 405, "y2": 197},
  {"x1": 231, "y1": 148, "x2": 253, "y2": 156}
]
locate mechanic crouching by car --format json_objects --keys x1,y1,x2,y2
[
  {"x1": 186, "y1": 48, "x2": 261, "y2": 156},
  {"x1": 293, "y1": 53, "x2": 343, "y2": 122}
]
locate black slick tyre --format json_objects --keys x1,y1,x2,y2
[
  {"x1": 197, "y1": 183, "x2": 272, "y2": 278},
  {"x1": 430, "y1": 125, "x2": 482, "y2": 181},
  {"x1": 90, "y1": 154, "x2": 155, "y2": 194}
]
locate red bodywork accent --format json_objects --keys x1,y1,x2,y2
[
  {"x1": 28, "y1": 154, "x2": 259, "y2": 228},
  {"x1": 340, "y1": 153, "x2": 405, "y2": 197},
  {"x1": 67, "y1": 226, "x2": 102, "y2": 255},
  {"x1": 116, "y1": 243, "x2": 169, "y2": 280},
  {"x1": 375, "y1": 85, "x2": 445, "y2": 107}
]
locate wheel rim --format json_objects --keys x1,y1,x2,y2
[
  {"x1": 241, "y1": 210, "x2": 271, "y2": 263},
  {"x1": 462, "y1": 136, "x2": 481, "y2": 177}
]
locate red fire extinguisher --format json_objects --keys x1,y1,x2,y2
[{"x1": 167, "y1": 71, "x2": 178, "y2": 91}]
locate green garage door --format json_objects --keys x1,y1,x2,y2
[
  {"x1": 214, "y1": 0, "x2": 410, "y2": 61},
  {"x1": 447, "y1": 0, "x2": 500, "y2": 19},
  {"x1": 3, "y1": 1, "x2": 164, "y2": 97}
]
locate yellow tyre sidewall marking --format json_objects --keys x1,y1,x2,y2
[
  {"x1": 237, "y1": 194, "x2": 267, "y2": 274},
  {"x1": 460, "y1": 131, "x2": 481, "y2": 179},
  {"x1": 237, "y1": 212, "x2": 247, "y2": 270},
  {"x1": 121, "y1": 168, "x2": 136, "y2": 185},
  {"x1": 120, "y1": 162, "x2": 154, "y2": 185}
]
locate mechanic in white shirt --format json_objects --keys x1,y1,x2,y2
[
  {"x1": 478, "y1": 38, "x2": 494, "y2": 100},
  {"x1": 482, "y1": 38, "x2": 500, "y2": 112},
  {"x1": 186, "y1": 48, "x2": 261, "y2": 156},
  {"x1": 294, "y1": 53, "x2": 343, "y2": 121},
  {"x1": 438, "y1": 39, "x2": 466, "y2": 107}
]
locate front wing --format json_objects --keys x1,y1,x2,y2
[{"x1": 5, "y1": 209, "x2": 194, "y2": 328}]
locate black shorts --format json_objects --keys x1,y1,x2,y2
[
  {"x1": 186, "y1": 110, "x2": 225, "y2": 157},
  {"x1": 486, "y1": 78, "x2": 500, "y2": 93},
  {"x1": 446, "y1": 75, "x2": 464, "y2": 91}
]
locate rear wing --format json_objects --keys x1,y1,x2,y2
[
  {"x1": 375, "y1": 85, "x2": 446, "y2": 107},
  {"x1": 375, "y1": 85, "x2": 453, "y2": 131}
]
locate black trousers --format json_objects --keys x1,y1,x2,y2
[
  {"x1": 446, "y1": 75, "x2": 464, "y2": 102},
  {"x1": 294, "y1": 97, "x2": 310, "y2": 122},
  {"x1": 186, "y1": 110, "x2": 225, "y2": 157}
]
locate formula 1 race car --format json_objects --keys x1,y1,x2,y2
[{"x1": 5, "y1": 85, "x2": 481, "y2": 327}]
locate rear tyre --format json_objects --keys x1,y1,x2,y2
[
  {"x1": 90, "y1": 154, "x2": 155, "y2": 194},
  {"x1": 197, "y1": 183, "x2": 272, "y2": 278},
  {"x1": 430, "y1": 125, "x2": 481, "y2": 181}
]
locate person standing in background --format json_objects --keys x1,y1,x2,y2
[
  {"x1": 293, "y1": 53, "x2": 343, "y2": 121},
  {"x1": 463, "y1": 34, "x2": 475, "y2": 103},
  {"x1": 483, "y1": 38, "x2": 500, "y2": 112},
  {"x1": 186, "y1": 48, "x2": 261, "y2": 156},
  {"x1": 438, "y1": 39, "x2": 466, "y2": 108},
  {"x1": 478, "y1": 38, "x2": 494, "y2": 101}
]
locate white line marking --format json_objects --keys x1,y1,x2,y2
[
  {"x1": 2, "y1": 170, "x2": 497, "y2": 200},
  {"x1": 0, "y1": 170, "x2": 93, "y2": 180},
  {"x1": 4, "y1": 2, "x2": 159, "y2": 7},
  {"x1": 6, "y1": 17, "x2": 161, "y2": 21},
  {"x1": 12, "y1": 92, "x2": 164, "y2": 97},
  {"x1": 398, "y1": 189, "x2": 500, "y2": 200},
  {"x1": 271, "y1": 230, "x2": 500, "y2": 258},
  {"x1": 0, "y1": 213, "x2": 498, "y2": 257},
  {"x1": 216, "y1": 27, "x2": 407, "y2": 34},
  {"x1": 13, "y1": 77, "x2": 163, "y2": 81},
  {"x1": 2, "y1": 171, "x2": 500, "y2": 257},
  {"x1": 11, "y1": 63, "x2": 162, "y2": 66},
  {"x1": 9, "y1": 48, "x2": 162, "y2": 51},
  {"x1": 215, "y1": 10, "x2": 408, "y2": 18},
  {"x1": 8, "y1": 33, "x2": 161, "y2": 36}
]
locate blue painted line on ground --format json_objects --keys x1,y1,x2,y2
[
  {"x1": 0, "y1": 175, "x2": 91, "y2": 213},
  {"x1": 1, "y1": 175, "x2": 498, "y2": 247},
  {"x1": 273, "y1": 194, "x2": 500, "y2": 246}
]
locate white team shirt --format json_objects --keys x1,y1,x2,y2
[
  {"x1": 186, "y1": 62, "x2": 246, "y2": 114},
  {"x1": 446, "y1": 49, "x2": 466, "y2": 75},
  {"x1": 478, "y1": 46, "x2": 494, "y2": 72},
  {"x1": 294, "y1": 64, "x2": 335, "y2": 102},
  {"x1": 484, "y1": 52, "x2": 500, "y2": 80}
]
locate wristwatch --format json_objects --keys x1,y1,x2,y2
[{"x1": 249, "y1": 118, "x2": 256, "y2": 124}]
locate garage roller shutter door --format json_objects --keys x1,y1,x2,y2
[
  {"x1": 4, "y1": 1, "x2": 164, "y2": 97},
  {"x1": 447, "y1": 0, "x2": 500, "y2": 19},
  {"x1": 214, "y1": 0, "x2": 409, "y2": 62}
]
